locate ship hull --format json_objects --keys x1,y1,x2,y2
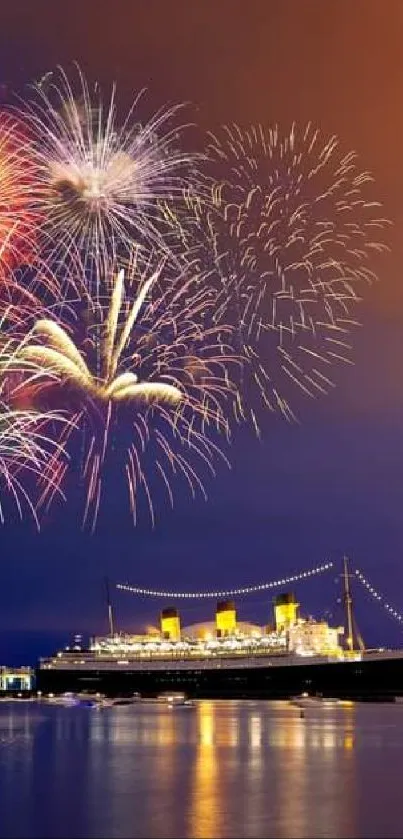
[{"x1": 36, "y1": 653, "x2": 403, "y2": 701}]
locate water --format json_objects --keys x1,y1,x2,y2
[{"x1": 0, "y1": 700, "x2": 402, "y2": 838}]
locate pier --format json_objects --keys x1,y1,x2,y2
[{"x1": 0, "y1": 666, "x2": 34, "y2": 693}]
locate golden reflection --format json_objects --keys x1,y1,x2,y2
[
  {"x1": 199, "y1": 703, "x2": 214, "y2": 747},
  {"x1": 274, "y1": 708, "x2": 357, "y2": 837},
  {"x1": 214, "y1": 711, "x2": 239, "y2": 747},
  {"x1": 156, "y1": 708, "x2": 176, "y2": 747},
  {"x1": 85, "y1": 699, "x2": 360, "y2": 838},
  {"x1": 244, "y1": 710, "x2": 265, "y2": 832},
  {"x1": 269, "y1": 715, "x2": 307, "y2": 749},
  {"x1": 189, "y1": 702, "x2": 223, "y2": 839},
  {"x1": 344, "y1": 734, "x2": 354, "y2": 750},
  {"x1": 229, "y1": 715, "x2": 239, "y2": 747},
  {"x1": 322, "y1": 727, "x2": 337, "y2": 750},
  {"x1": 275, "y1": 716, "x2": 309, "y2": 838},
  {"x1": 249, "y1": 713, "x2": 262, "y2": 752}
]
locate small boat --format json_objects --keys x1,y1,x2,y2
[
  {"x1": 133, "y1": 692, "x2": 194, "y2": 707},
  {"x1": 43, "y1": 692, "x2": 80, "y2": 707},
  {"x1": 75, "y1": 692, "x2": 115, "y2": 709},
  {"x1": 158, "y1": 692, "x2": 194, "y2": 707},
  {"x1": 0, "y1": 695, "x2": 36, "y2": 703},
  {"x1": 290, "y1": 693, "x2": 341, "y2": 709}
]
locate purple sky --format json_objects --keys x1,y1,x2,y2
[{"x1": 1, "y1": 0, "x2": 403, "y2": 663}]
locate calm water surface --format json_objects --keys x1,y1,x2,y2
[{"x1": 0, "y1": 700, "x2": 402, "y2": 838}]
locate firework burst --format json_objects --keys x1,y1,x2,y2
[
  {"x1": 0, "y1": 330, "x2": 71, "y2": 526},
  {"x1": 20, "y1": 66, "x2": 197, "y2": 293},
  {"x1": 0, "y1": 405, "x2": 68, "y2": 526},
  {"x1": 0, "y1": 109, "x2": 73, "y2": 327},
  {"x1": 175, "y1": 123, "x2": 389, "y2": 427},
  {"x1": 18, "y1": 257, "x2": 238, "y2": 529},
  {"x1": 0, "y1": 112, "x2": 39, "y2": 285}
]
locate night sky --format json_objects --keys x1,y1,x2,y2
[{"x1": 1, "y1": 0, "x2": 403, "y2": 664}]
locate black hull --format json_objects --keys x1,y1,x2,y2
[{"x1": 36, "y1": 655, "x2": 403, "y2": 701}]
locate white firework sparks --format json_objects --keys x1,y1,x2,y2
[
  {"x1": 0, "y1": 327, "x2": 71, "y2": 526},
  {"x1": 173, "y1": 122, "x2": 389, "y2": 427},
  {"x1": 20, "y1": 66, "x2": 198, "y2": 292},
  {"x1": 17, "y1": 257, "x2": 238, "y2": 529}
]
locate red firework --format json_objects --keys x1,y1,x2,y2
[{"x1": 0, "y1": 111, "x2": 39, "y2": 280}]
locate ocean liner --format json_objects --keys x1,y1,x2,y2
[{"x1": 37, "y1": 560, "x2": 403, "y2": 700}]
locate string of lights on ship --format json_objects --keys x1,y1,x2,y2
[{"x1": 117, "y1": 561, "x2": 403, "y2": 628}]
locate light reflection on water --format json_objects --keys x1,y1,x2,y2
[{"x1": 0, "y1": 700, "x2": 403, "y2": 837}]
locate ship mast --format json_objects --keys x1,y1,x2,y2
[
  {"x1": 343, "y1": 556, "x2": 354, "y2": 651},
  {"x1": 104, "y1": 577, "x2": 115, "y2": 638}
]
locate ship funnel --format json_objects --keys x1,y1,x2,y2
[
  {"x1": 216, "y1": 600, "x2": 236, "y2": 637},
  {"x1": 274, "y1": 593, "x2": 299, "y2": 632},
  {"x1": 160, "y1": 607, "x2": 181, "y2": 641}
]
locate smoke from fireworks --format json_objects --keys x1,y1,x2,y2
[
  {"x1": 18, "y1": 257, "x2": 238, "y2": 528},
  {"x1": 175, "y1": 123, "x2": 388, "y2": 426},
  {"x1": 20, "y1": 67, "x2": 197, "y2": 292}
]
